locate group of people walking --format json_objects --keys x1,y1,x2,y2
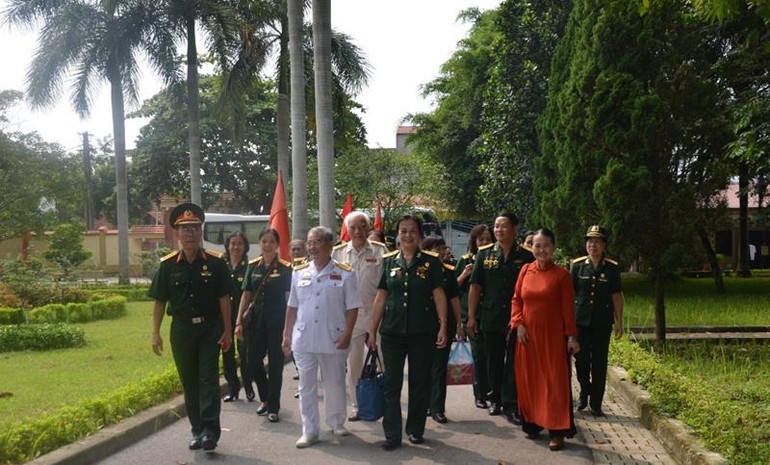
[{"x1": 149, "y1": 202, "x2": 622, "y2": 454}]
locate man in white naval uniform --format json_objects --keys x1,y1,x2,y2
[
  {"x1": 282, "y1": 226, "x2": 362, "y2": 448},
  {"x1": 331, "y1": 211, "x2": 388, "y2": 421}
]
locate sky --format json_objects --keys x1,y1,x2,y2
[{"x1": 0, "y1": 0, "x2": 502, "y2": 152}]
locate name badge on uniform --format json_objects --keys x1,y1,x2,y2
[
  {"x1": 330, "y1": 274, "x2": 342, "y2": 281},
  {"x1": 365, "y1": 257, "x2": 377, "y2": 262},
  {"x1": 201, "y1": 270, "x2": 212, "y2": 278}
]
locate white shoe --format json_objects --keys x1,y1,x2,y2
[
  {"x1": 295, "y1": 434, "x2": 318, "y2": 448},
  {"x1": 332, "y1": 426, "x2": 350, "y2": 437}
]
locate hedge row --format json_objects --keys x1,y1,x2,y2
[
  {"x1": 0, "y1": 324, "x2": 85, "y2": 352},
  {"x1": 0, "y1": 296, "x2": 127, "y2": 326},
  {"x1": 0, "y1": 366, "x2": 181, "y2": 464}
]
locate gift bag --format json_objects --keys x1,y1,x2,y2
[
  {"x1": 446, "y1": 341, "x2": 474, "y2": 385},
  {"x1": 356, "y1": 347, "x2": 385, "y2": 421}
]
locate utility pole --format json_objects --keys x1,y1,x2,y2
[{"x1": 81, "y1": 132, "x2": 95, "y2": 230}]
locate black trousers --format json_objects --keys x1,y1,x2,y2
[
  {"x1": 430, "y1": 326, "x2": 457, "y2": 414},
  {"x1": 483, "y1": 330, "x2": 512, "y2": 405},
  {"x1": 247, "y1": 325, "x2": 285, "y2": 414},
  {"x1": 222, "y1": 330, "x2": 250, "y2": 396},
  {"x1": 575, "y1": 325, "x2": 612, "y2": 411},
  {"x1": 467, "y1": 318, "x2": 489, "y2": 401}
]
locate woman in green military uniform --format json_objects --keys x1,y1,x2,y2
[
  {"x1": 222, "y1": 231, "x2": 254, "y2": 402},
  {"x1": 423, "y1": 235, "x2": 464, "y2": 424},
  {"x1": 368, "y1": 215, "x2": 448, "y2": 451},
  {"x1": 570, "y1": 225, "x2": 623, "y2": 417},
  {"x1": 455, "y1": 224, "x2": 492, "y2": 409},
  {"x1": 234, "y1": 228, "x2": 292, "y2": 423}
]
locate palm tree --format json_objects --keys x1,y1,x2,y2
[
  {"x1": 4, "y1": 0, "x2": 178, "y2": 284},
  {"x1": 165, "y1": 0, "x2": 237, "y2": 205},
  {"x1": 287, "y1": 0, "x2": 308, "y2": 238},
  {"x1": 312, "y1": 0, "x2": 334, "y2": 228}
]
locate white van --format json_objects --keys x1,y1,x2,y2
[{"x1": 202, "y1": 213, "x2": 270, "y2": 255}]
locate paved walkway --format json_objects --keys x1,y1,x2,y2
[{"x1": 86, "y1": 361, "x2": 678, "y2": 465}]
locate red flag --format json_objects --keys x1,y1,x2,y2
[
  {"x1": 374, "y1": 200, "x2": 383, "y2": 232},
  {"x1": 270, "y1": 171, "x2": 291, "y2": 261},
  {"x1": 339, "y1": 192, "x2": 353, "y2": 242}
]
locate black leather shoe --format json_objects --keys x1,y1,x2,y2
[
  {"x1": 577, "y1": 394, "x2": 588, "y2": 411},
  {"x1": 256, "y1": 404, "x2": 268, "y2": 415},
  {"x1": 488, "y1": 403, "x2": 502, "y2": 416},
  {"x1": 201, "y1": 435, "x2": 217, "y2": 451},
  {"x1": 474, "y1": 398, "x2": 489, "y2": 409},
  {"x1": 223, "y1": 394, "x2": 238, "y2": 402},
  {"x1": 505, "y1": 411, "x2": 523, "y2": 425},
  {"x1": 432, "y1": 412, "x2": 448, "y2": 424},
  {"x1": 382, "y1": 438, "x2": 401, "y2": 451},
  {"x1": 245, "y1": 389, "x2": 256, "y2": 402},
  {"x1": 590, "y1": 408, "x2": 605, "y2": 417},
  {"x1": 188, "y1": 437, "x2": 202, "y2": 450},
  {"x1": 407, "y1": 433, "x2": 424, "y2": 444}
]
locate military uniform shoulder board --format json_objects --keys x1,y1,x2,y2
[
  {"x1": 293, "y1": 261, "x2": 310, "y2": 271},
  {"x1": 205, "y1": 249, "x2": 223, "y2": 259},
  {"x1": 422, "y1": 249, "x2": 440, "y2": 258},
  {"x1": 160, "y1": 250, "x2": 179, "y2": 262},
  {"x1": 333, "y1": 241, "x2": 347, "y2": 250},
  {"x1": 461, "y1": 252, "x2": 472, "y2": 260},
  {"x1": 279, "y1": 258, "x2": 292, "y2": 267},
  {"x1": 368, "y1": 239, "x2": 386, "y2": 247},
  {"x1": 605, "y1": 257, "x2": 619, "y2": 266},
  {"x1": 571, "y1": 255, "x2": 588, "y2": 264},
  {"x1": 248, "y1": 256, "x2": 263, "y2": 265},
  {"x1": 478, "y1": 243, "x2": 494, "y2": 251},
  {"x1": 334, "y1": 260, "x2": 353, "y2": 272},
  {"x1": 383, "y1": 249, "x2": 399, "y2": 258},
  {"x1": 443, "y1": 263, "x2": 456, "y2": 271},
  {"x1": 521, "y1": 244, "x2": 534, "y2": 253},
  {"x1": 293, "y1": 257, "x2": 306, "y2": 264}
]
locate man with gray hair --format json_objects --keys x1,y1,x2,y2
[
  {"x1": 282, "y1": 226, "x2": 362, "y2": 448},
  {"x1": 332, "y1": 211, "x2": 388, "y2": 421}
]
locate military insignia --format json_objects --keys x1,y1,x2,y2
[
  {"x1": 416, "y1": 265, "x2": 428, "y2": 279},
  {"x1": 237, "y1": 276, "x2": 243, "y2": 282},
  {"x1": 301, "y1": 271, "x2": 311, "y2": 279},
  {"x1": 366, "y1": 257, "x2": 377, "y2": 262},
  {"x1": 201, "y1": 270, "x2": 212, "y2": 278},
  {"x1": 269, "y1": 271, "x2": 281, "y2": 277},
  {"x1": 600, "y1": 273, "x2": 605, "y2": 278},
  {"x1": 330, "y1": 274, "x2": 342, "y2": 281},
  {"x1": 203, "y1": 265, "x2": 208, "y2": 271}
]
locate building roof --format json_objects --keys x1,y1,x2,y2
[
  {"x1": 722, "y1": 181, "x2": 769, "y2": 209},
  {"x1": 396, "y1": 126, "x2": 417, "y2": 135}
]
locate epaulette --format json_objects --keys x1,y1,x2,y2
[
  {"x1": 478, "y1": 243, "x2": 494, "y2": 251},
  {"x1": 443, "y1": 263, "x2": 456, "y2": 272},
  {"x1": 249, "y1": 256, "x2": 263, "y2": 265},
  {"x1": 279, "y1": 258, "x2": 292, "y2": 267},
  {"x1": 521, "y1": 244, "x2": 533, "y2": 253},
  {"x1": 461, "y1": 252, "x2": 472, "y2": 260},
  {"x1": 205, "y1": 249, "x2": 223, "y2": 259},
  {"x1": 293, "y1": 261, "x2": 311, "y2": 271},
  {"x1": 161, "y1": 250, "x2": 179, "y2": 262},
  {"x1": 383, "y1": 249, "x2": 399, "y2": 258},
  {"x1": 334, "y1": 260, "x2": 353, "y2": 271},
  {"x1": 293, "y1": 257, "x2": 306, "y2": 264},
  {"x1": 422, "y1": 249, "x2": 440, "y2": 258},
  {"x1": 605, "y1": 257, "x2": 618, "y2": 265},
  {"x1": 368, "y1": 240, "x2": 386, "y2": 247},
  {"x1": 333, "y1": 241, "x2": 347, "y2": 250},
  {"x1": 572, "y1": 255, "x2": 588, "y2": 264}
]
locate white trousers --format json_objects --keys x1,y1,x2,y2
[{"x1": 294, "y1": 351, "x2": 347, "y2": 436}]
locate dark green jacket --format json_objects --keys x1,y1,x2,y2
[
  {"x1": 570, "y1": 256, "x2": 622, "y2": 328},
  {"x1": 469, "y1": 242, "x2": 534, "y2": 332},
  {"x1": 242, "y1": 256, "x2": 292, "y2": 330},
  {"x1": 148, "y1": 249, "x2": 231, "y2": 317},
  {"x1": 225, "y1": 254, "x2": 249, "y2": 323},
  {"x1": 378, "y1": 249, "x2": 444, "y2": 336}
]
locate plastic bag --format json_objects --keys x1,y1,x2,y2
[{"x1": 446, "y1": 341, "x2": 474, "y2": 385}]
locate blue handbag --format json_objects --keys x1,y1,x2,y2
[{"x1": 356, "y1": 347, "x2": 385, "y2": 421}]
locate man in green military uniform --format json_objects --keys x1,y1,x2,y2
[
  {"x1": 570, "y1": 225, "x2": 623, "y2": 417},
  {"x1": 467, "y1": 212, "x2": 534, "y2": 424},
  {"x1": 149, "y1": 203, "x2": 233, "y2": 452}
]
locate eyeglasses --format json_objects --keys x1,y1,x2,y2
[
  {"x1": 179, "y1": 225, "x2": 201, "y2": 233},
  {"x1": 306, "y1": 240, "x2": 328, "y2": 247}
]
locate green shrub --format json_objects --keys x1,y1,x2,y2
[
  {"x1": 66, "y1": 303, "x2": 91, "y2": 323},
  {"x1": 90, "y1": 297, "x2": 126, "y2": 320},
  {"x1": 0, "y1": 324, "x2": 85, "y2": 352},
  {"x1": 0, "y1": 366, "x2": 181, "y2": 464},
  {"x1": 0, "y1": 307, "x2": 24, "y2": 325}
]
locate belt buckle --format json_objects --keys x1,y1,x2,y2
[{"x1": 191, "y1": 317, "x2": 204, "y2": 324}]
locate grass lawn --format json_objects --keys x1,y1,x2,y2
[
  {"x1": 0, "y1": 301, "x2": 174, "y2": 429},
  {"x1": 622, "y1": 275, "x2": 770, "y2": 327}
]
